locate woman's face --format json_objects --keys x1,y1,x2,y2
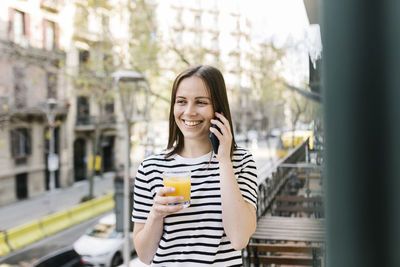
[{"x1": 174, "y1": 76, "x2": 214, "y2": 143}]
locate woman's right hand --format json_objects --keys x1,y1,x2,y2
[{"x1": 150, "y1": 187, "x2": 184, "y2": 220}]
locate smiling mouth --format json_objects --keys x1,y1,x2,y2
[{"x1": 183, "y1": 120, "x2": 202, "y2": 126}]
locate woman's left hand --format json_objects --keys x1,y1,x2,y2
[{"x1": 210, "y1": 112, "x2": 232, "y2": 161}]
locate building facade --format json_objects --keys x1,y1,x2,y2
[
  {"x1": 155, "y1": 0, "x2": 274, "y2": 135},
  {"x1": 0, "y1": 0, "x2": 130, "y2": 205},
  {"x1": 0, "y1": 0, "x2": 70, "y2": 205}
]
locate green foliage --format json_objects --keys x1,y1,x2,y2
[
  {"x1": 249, "y1": 43, "x2": 287, "y2": 105},
  {"x1": 127, "y1": 0, "x2": 160, "y2": 79}
]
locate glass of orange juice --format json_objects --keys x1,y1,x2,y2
[{"x1": 163, "y1": 171, "x2": 191, "y2": 208}]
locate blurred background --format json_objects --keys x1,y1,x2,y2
[{"x1": 0, "y1": 0, "x2": 323, "y2": 266}]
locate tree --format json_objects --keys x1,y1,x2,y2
[
  {"x1": 245, "y1": 43, "x2": 287, "y2": 132},
  {"x1": 72, "y1": 0, "x2": 166, "y2": 198},
  {"x1": 126, "y1": 0, "x2": 171, "y2": 121},
  {"x1": 72, "y1": 0, "x2": 117, "y2": 199}
]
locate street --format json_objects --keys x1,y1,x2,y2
[
  {"x1": 0, "y1": 212, "x2": 112, "y2": 266},
  {"x1": 0, "y1": 137, "x2": 280, "y2": 266}
]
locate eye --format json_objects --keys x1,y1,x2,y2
[
  {"x1": 176, "y1": 99, "x2": 186, "y2": 104},
  {"x1": 197, "y1": 100, "x2": 208, "y2": 105}
]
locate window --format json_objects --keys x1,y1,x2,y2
[
  {"x1": 13, "y1": 10, "x2": 24, "y2": 44},
  {"x1": 44, "y1": 20, "x2": 55, "y2": 50},
  {"x1": 175, "y1": 32, "x2": 182, "y2": 47},
  {"x1": 76, "y1": 96, "x2": 90, "y2": 125},
  {"x1": 13, "y1": 67, "x2": 26, "y2": 108},
  {"x1": 78, "y1": 50, "x2": 90, "y2": 73},
  {"x1": 47, "y1": 72, "x2": 57, "y2": 99},
  {"x1": 79, "y1": 50, "x2": 89, "y2": 64},
  {"x1": 103, "y1": 54, "x2": 113, "y2": 73},
  {"x1": 212, "y1": 36, "x2": 219, "y2": 51},
  {"x1": 12, "y1": 10, "x2": 29, "y2": 47},
  {"x1": 10, "y1": 128, "x2": 32, "y2": 159},
  {"x1": 74, "y1": 5, "x2": 88, "y2": 31},
  {"x1": 79, "y1": 50, "x2": 90, "y2": 70},
  {"x1": 104, "y1": 100, "x2": 115, "y2": 124},
  {"x1": 194, "y1": 15, "x2": 202, "y2": 46},
  {"x1": 194, "y1": 14, "x2": 201, "y2": 28},
  {"x1": 104, "y1": 101, "x2": 114, "y2": 115}
]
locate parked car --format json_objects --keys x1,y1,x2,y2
[
  {"x1": 32, "y1": 246, "x2": 84, "y2": 267},
  {"x1": 73, "y1": 213, "x2": 134, "y2": 267}
]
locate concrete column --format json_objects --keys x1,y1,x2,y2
[{"x1": 322, "y1": 1, "x2": 400, "y2": 266}]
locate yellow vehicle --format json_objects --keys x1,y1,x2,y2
[
  {"x1": 280, "y1": 130, "x2": 314, "y2": 150},
  {"x1": 277, "y1": 130, "x2": 313, "y2": 158}
]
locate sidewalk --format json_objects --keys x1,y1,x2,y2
[{"x1": 0, "y1": 172, "x2": 116, "y2": 231}]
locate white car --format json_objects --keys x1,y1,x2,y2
[{"x1": 73, "y1": 213, "x2": 134, "y2": 267}]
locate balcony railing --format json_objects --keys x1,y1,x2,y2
[
  {"x1": 40, "y1": 0, "x2": 61, "y2": 13},
  {"x1": 256, "y1": 140, "x2": 308, "y2": 219},
  {"x1": 76, "y1": 114, "x2": 116, "y2": 130}
]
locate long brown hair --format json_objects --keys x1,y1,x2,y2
[{"x1": 166, "y1": 65, "x2": 237, "y2": 158}]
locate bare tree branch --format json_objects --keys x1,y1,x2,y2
[{"x1": 169, "y1": 45, "x2": 191, "y2": 66}]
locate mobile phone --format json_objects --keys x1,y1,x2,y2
[{"x1": 209, "y1": 118, "x2": 221, "y2": 154}]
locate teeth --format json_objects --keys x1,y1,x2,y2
[{"x1": 184, "y1": 120, "x2": 201, "y2": 126}]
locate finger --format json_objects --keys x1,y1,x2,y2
[
  {"x1": 156, "y1": 186, "x2": 175, "y2": 196},
  {"x1": 211, "y1": 119, "x2": 230, "y2": 137},
  {"x1": 155, "y1": 195, "x2": 184, "y2": 205},
  {"x1": 154, "y1": 204, "x2": 184, "y2": 214},
  {"x1": 210, "y1": 126, "x2": 224, "y2": 141},
  {"x1": 214, "y1": 112, "x2": 228, "y2": 124},
  {"x1": 214, "y1": 112, "x2": 231, "y2": 135}
]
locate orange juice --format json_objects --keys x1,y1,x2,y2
[{"x1": 163, "y1": 171, "x2": 191, "y2": 207}]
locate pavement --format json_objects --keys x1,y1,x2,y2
[{"x1": 0, "y1": 172, "x2": 116, "y2": 231}]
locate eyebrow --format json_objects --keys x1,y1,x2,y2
[{"x1": 176, "y1": 96, "x2": 211, "y2": 100}]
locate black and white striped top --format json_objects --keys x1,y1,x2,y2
[{"x1": 132, "y1": 147, "x2": 258, "y2": 266}]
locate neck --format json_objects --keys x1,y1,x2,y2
[{"x1": 180, "y1": 138, "x2": 212, "y2": 158}]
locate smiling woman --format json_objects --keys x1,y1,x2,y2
[
  {"x1": 132, "y1": 65, "x2": 259, "y2": 266},
  {"x1": 173, "y1": 76, "x2": 214, "y2": 145}
]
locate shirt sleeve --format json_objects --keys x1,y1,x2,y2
[
  {"x1": 132, "y1": 161, "x2": 154, "y2": 223},
  {"x1": 237, "y1": 151, "x2": 258, "y2": 210}
]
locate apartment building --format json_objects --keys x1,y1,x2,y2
[
  {"x1": 0, "y1": 0, "x2": 130, "y2": 205},
  {"x1": 156, "y1": 0, "x2": 266, "y2": 133},
  {"x1": 0, "y1": 0, "x2": 70, "y2": 205}
]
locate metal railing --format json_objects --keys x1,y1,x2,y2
[
  {"x1": 256, "y1": 140, "x2": 307, "y2": 219},
  {"x1": 76, "y1": 114, "x2": 116, "y2": 127}
]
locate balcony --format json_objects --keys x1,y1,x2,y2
[
  {"x1": 73, "y1": 29, "x2": 101, "y2": 44},
  {"x1": 75, "y1": 114, "x2": 117, "y2": 131},
  {"x1": 245, "y1": 140, "x2": 326, "y2": 266},
  {"x1": 40, "y1": 0, "x2": 61, "y2": 13},
  {"x1": 0, "y1": 96, "x2": 9, "y2": 114},
  {"x1": 0, "y1": 39, "x2": 65, "y2": 65},
  {"x1": 0, "y1": 98, "x2": 69, "y2": 123}
]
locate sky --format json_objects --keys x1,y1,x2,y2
[
  {"x1": 238, "y1": 0, "x2": 310, "y2": 46},
  {"x1": 236, "y1": 0, "x2": 319, "y2": 86},
  {"x1": 154, "y1": 0, "x2": 319, "y2": 86}
]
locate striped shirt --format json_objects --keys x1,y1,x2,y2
[{"x1": 132, "y1": 147, "x2": 258, "y2": 266}]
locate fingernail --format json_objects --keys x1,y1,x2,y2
[{"x1": 170, "y1": 187, "x2": 175, "y2": 192}]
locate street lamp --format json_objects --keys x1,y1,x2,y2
[
  {"x1": 45, "y1": 98, "x2": 58, "y2": 212},
  {"x1": 112, "y1": 70, "x2": 149, "y2": 266}
]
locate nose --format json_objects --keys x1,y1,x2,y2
[{"x1": 184, "y1": 102, "x2": 197, "y2": 115}]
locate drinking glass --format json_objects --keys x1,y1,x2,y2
[{"x1": 163, "y1": 171, "x2": 191, "y2": 208}]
